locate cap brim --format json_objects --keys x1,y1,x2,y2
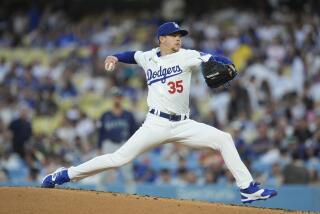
[{"x1": 169, "y1": 29, "x2": 188, "y2": 37}]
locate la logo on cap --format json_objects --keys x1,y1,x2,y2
[{"x1": 173, "y1": 22, "x2": 179, "y2": 28}]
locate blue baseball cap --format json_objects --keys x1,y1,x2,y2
[{"x1": 157, "y1": 22, "x2": 188, "y2": 39}]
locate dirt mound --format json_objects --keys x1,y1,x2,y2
[{"x1": 0, "y1": 187, "x2": 305, "y2": 214}]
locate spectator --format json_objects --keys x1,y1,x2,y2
[
  {"x1": 35, "y1": 91, "x2": 58, "y2": 116},
  {"x1": 156, "y1": 168, "x2": 172, "y2": 185},
  {"x1": 58, "y1": 79, "x2": 78, "y2": 99},
  {"x1": 75, "y1": 111, "x2": 95, "y2": 141},
  {"x1": 55, "y1": 116, "x2": 77, "y2": 144},
  {"x1": 134, "y1": 155, "x2": 156, "y2": 183},
  {"x1": 0, "y1": 118, "x2": 12, "y2": 151},
  {"x1": 283, "y1": 152, "x2": 309, "y2": 184},
  {"x1": 8, "y1": 106, "x2": 32, "y2": 159},
  {"x1": 227, "y1": 80, "x2": 251, "y2": 121},
  {"x1": 28, "y1": 167, "x2": 40, "y2": 182},
  {"x1": 97, "y1": 87, "x2": 137, "y2": 152},
  {"x1": 172, "y1": 167, "x2": 188, "y2": 187},
  {"x1": 200, "y1": 168, "x2": 217, "y2": 185},
  {"x1": 251, "y1": 122, "x2": 272, "y2": 156},
  {"x1": 97, "y1": 87, "x2": 137, "y2": 189},
  {"x1": 185, "y1": 170, "x2": 199, "y2": 185},
  {"x1": 0, "y1": 168, "x2": 8, "y2": 182},
  {"x1": 293, "y1": 119, "x2": 313, "y2": 144},
  {"x1": 0, "y1": 58, "x2": 9, "y2": 83},
  {"x1": 266, "y1": 163, "x2": 284, "y2": 187}
]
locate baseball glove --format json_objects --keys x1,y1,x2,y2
[{"x1": 201, "y1": 56, "x2": 238, "y2": 88}]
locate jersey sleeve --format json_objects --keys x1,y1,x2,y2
[
  {"x1": 198, "y1": 51, "x2": 213, "y2": 62},
  {"x1": 185, "y1": 50, "x2": 212, "y2": 71},
  {"x1": 187, "y1": 50, "x2": 234, "y2": 72},
  {"x1": 134, "y1": 51, "x2": 146, "y2": 68}
]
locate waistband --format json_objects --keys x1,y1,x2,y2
[{"x1": 149, "y1": 108, "x2": 188, "y2": 122}]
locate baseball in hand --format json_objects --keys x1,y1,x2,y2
[{"x1": 105, "y1": 62, "x2": 115, "y2": 71}]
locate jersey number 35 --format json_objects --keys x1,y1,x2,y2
[{"x1": 167, "y1": 80, "x2": 183, "y2": 94}]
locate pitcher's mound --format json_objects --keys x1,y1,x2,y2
[{"x1": 0, "y1": 187, "x2": 303, "y2": 214}]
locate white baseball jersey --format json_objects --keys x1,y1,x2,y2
[{"x1": 134, "y1": 48, "x2": 211, "y2": 114}]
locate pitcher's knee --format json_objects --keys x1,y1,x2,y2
[
  {"x1": 225, "y1": 133, "x2": 234, "y2": 142},
  {"x1": 214, "y1": 132, "x2": 235, "y2": 150},
  {"x1": 223, "y1": 133, "x2": 236, "y2": 146}
]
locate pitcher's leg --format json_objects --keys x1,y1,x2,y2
[
  {"x1": 68, "y1": 122, "x2": 168, "y2": 181},
  {"x1": 215, "y1": 132, "x2": 253, "y2": 188},
  {"x1": 174, "y1": 120, "x2": 253, "y2": 189}
]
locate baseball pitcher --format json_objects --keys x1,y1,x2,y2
[{"x1": 42, "y1": 22, "x2": 277, "y2": 203}]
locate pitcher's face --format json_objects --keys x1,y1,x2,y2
[{"x1": 160, "y1": 33, "x2": 182, "y2": 53}]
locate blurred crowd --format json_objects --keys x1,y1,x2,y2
[{"x1": 0, "y1": 4, "x2": 320, "y2": 188}]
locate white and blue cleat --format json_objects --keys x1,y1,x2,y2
[
  {"x1": 240, "y1": 182, "x2": 277, "y2": 203},
  {"x1": 41, "y1": 167, "x2": 70, "y2": 188}
]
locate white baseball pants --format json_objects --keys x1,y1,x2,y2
[{"x1": 68, "y1": 113, "x2": 253, "y2": 189}]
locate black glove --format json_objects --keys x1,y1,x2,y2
[{"x1": 201, "y1": 57, "x2": 238, "y2": 88}]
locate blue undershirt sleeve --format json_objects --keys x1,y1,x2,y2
[
  {"x1": 113, "y1": 51, "x2": 137, "y2": 64},
  {"x1": 209, "y1": 55, "x2": 233, "y2": 65}
]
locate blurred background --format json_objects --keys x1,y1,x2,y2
[{"x1": 0, "y1": 0, "x2": 319, "y2": 211}]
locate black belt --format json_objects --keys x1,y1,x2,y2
[{"x1": 149, "y1": 109, "x2": 187, "y2": 121}]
